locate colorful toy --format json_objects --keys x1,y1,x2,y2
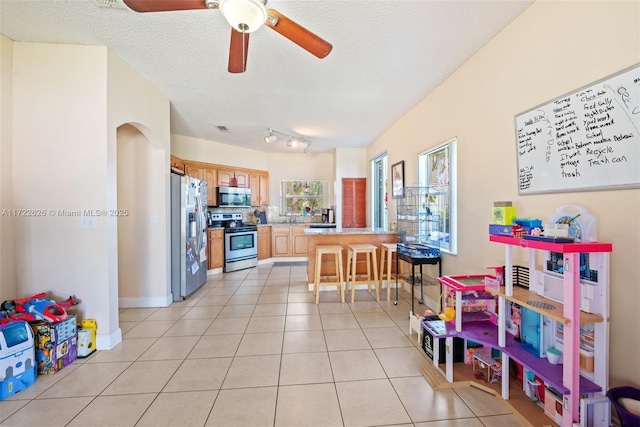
[
  {"x1": 0, "y1": 320, "x2": 37, "y2": 400},
  {"x1": 1, "y1": 293, "x2": 79, "y2": 324},
  {"x1": 32, "y1": 315, "x2": 77, "y2": 374}
]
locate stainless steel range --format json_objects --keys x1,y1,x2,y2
[{"x1": 209, "y1": 213, "x2": 258, "y2": 273}]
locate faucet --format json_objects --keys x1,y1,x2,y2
[{"x1": 286, "y1": 210, "x2": 296, "y2": 223}]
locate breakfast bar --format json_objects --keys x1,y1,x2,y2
[{"x1": 304, "y1": 227, "x2": 397, "y2": 288}]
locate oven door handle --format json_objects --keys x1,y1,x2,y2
[{"x1": 226, "y1": 254, "x2": 258, "y2": 263}]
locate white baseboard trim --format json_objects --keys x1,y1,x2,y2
[
  {"x1": 118, "y1": 295, "x2": 172, "y2": 308},
  {"x1": 96, "y1": 327, "x2": 122, "y2": 351},
  {"x1": 207, "y1": 267, "x2": 223, "y2": 275}
]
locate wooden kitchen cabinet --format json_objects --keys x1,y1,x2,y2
[
  {"x1": 342, "y1": 178, "x2": 366, "y2": 228},
  {"x1": 208, "y1": 228, "x2": 224, "y2": 270},
  {"x1": 249, "y1": 172, "x2": 270, "y2": 206},
  {"x1": 171, "y1": 157, "x2": 267, "y2": 206},
  {"x1": 183, "y1": 161, "x2": 217, "y2": 205},
  {"x1": 184, "y1": 163, "x2": 204, "y2": 181},
  {"x1": 170, "y1": 155, "x2": 185, "y2": 173},
  {"x1": 257, "y1": 226, "x2": 272, "y2": 260},
  {"x1": 203, "y1": 168, "x2": 217, "y2": 206},
  {"x1": 291, "y1": 226, "x2": 309, "y2": 257},
  {"x1": 272, "y1": 225, "x2": 308, "y2": 257},
  {"x1": 259, "y1": 174, "x2": 269, "y2": 205},
  {"x1": 218, "y1": 169, "x2": 248, "y2": 188},
  {"x1": 272, "y1": 226, "x2": 291, "y2": 257}
]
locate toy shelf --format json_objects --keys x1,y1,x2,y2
[
  {"x1": 459, "y1": 292, "x2": 495, "y2": 301},
  {"x1": 423, "y1": 320, "x2": 601, "y2": 395},
  {"x1": 490, "y1": 232, "x2": 612, "y2": 427},
  {"x1": 489, "y1": 234, "x2": 612, "y2": 254},
  {"x1": 485, "y1": 286, "x2": 604, "y2": 325},
  {"x1": 438, "y1": 275, "x2": 493, "y2": 292}
]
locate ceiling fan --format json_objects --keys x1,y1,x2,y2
[{"x1": 122, "y1": 0, "x2": 333, "y2": 73}]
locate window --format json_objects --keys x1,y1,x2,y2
[
  {"x1": 280, "y1": 180, "x2": 330, "y2": 216},
  {"x1": 418, "y1": 138, "x2": 457, "y2": 254},
  {"x1": 371, "y1": 152, "x2": 388, "y2": 228}
]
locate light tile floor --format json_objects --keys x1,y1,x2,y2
[{"x1": 0, "y1": 264, "x2": 525, "y2": 427}]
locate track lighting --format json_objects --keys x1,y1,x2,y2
[{"x1": 263, "y1": 128, "x2": 312, "y2": 153}]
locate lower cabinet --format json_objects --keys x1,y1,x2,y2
[
  {"x1": 291, "y1": 226, "x2": 308, "y2": 257},
  {"x1": 272, "y1": 226, "x2": 291, "y2": 257},
  {"x1": 208, "y1": 228, "x2": 224, "y2": 270},
  {"x1": 272, "y1": 225, "x2": 308, "y2": 257},
  {"x1": 258, "y1": 226, "x2": 272, "y2": 260}
]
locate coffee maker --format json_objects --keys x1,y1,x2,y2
[{"x1": 321, "y1": 208, "x2": 334, "y2": 224}]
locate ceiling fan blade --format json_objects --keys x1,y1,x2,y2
[
  {"x1": 228, "y1": 29, "x2": 249, "y2": 73},
  {"x1": 123, "y1": 0, "x2": 209, "y2": 13},
  {"x1": 265, "y1": 9, "x2": 332, "y2": 59}
]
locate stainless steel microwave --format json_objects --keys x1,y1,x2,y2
[{"x1": 216, "y1": 186, "x2": 251, "y2": 208}]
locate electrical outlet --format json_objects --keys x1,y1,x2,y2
[{"x1": 80, "y1": 216, "x2": 96, "y2": 229}]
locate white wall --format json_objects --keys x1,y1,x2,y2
[
  {"x1": 11, "y1": 42, "x2": 169, "y2": 350},
  {"x1": 117, "y1": 125, "x2": 169, "y2": 307},
  {"x1": 13, "y1": 43, "x2": 111, "y2": 336},
  {"x1": 367, "y1": 0, "x2": 640, "y2": 387},
  {"x1": 0, "y1": 34, "x2": 15, "y2": 302},
  {"x1": 108, "y1": 49, "x2": 171, "y2": 314}
]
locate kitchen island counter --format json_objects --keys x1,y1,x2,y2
[{"x1": 306, "y1": 228, "x2": 397, "y2": 288}]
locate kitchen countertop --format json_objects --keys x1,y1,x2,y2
[
  {"x1": 264, "y1": 223, "x2": 314, "y2": 227},
  {"x1": 303, "y1": 227, "x2": 397, "y2": 235}
]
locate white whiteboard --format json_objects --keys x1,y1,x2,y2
[{"x1": 515, "y1": 64, "x2": 640, "y2": 194}]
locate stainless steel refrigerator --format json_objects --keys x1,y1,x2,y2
[{"x1": 171, "y1": 173, "x2": 208, "y2": 301}]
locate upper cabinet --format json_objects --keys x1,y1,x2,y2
[
  {"x1": 184, "y1": 164, "x2": 204, "y2": 181},
  {"x1": 250, "y1": 172, "x2": 270, "y2": 206},
  {"x1": 259, "y1": 174, "x2": 269, "y2": 206},
  {"x1": 203, "y1": 168, "x2": 217, "y2": 206},
  {"x1": 218, "y1": 170, "x2": 248, "y2": 188},
  {"x1": 183, "y1": 161, "x2": 215, "y2": 204},
  {"x1": 173, "y1": 156, "x2": 268, "y2": 206},
  {"x1": 170, "y1": 155, "x2": 185, "y2": 173}
]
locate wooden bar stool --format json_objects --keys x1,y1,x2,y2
[
  {"x1": 314, "y1": 245, "x2": 345, "y2": 304},
  {"x1": 379, "y1": 243, "x2": 399, "y2": 301},
  {"x1": 345, "y1": 244, "x2": 379, "y2": 303}
]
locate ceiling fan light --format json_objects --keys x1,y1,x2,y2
[{"x1": 219, "y1": 0, "x2": 267, "y2": 33}]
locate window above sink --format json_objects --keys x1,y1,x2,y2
[{"x1": 280, "y1": 180, "x2": 330, "y2": 216}]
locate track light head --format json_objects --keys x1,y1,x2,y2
[
  {"x1": 264, "y1": 134, "x2": 277, "y2": 144},
  {"x1": 286, "y1": 137, "x2": 297, "y2": 148}
]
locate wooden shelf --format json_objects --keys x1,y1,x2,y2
[{"x1": 485, "y1": 286, "x2": 604, "y2": 324}]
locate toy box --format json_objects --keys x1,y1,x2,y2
[
  {"x1": 31, "y1": 315, "x2": 77, "y2": 375},
  {"x1": 0, "y1": 320, "x2": 37, "y2": 400},
  {"x1": 492, "y1": 202, "x2": 517, "y2": 225}
]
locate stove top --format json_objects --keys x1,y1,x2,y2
[
  {"x1": 208, "y1": 212, "x2": 257, "y2": 231},
  {"x1": 210, "y1": 213, "x2": 242, "y2": 223}
]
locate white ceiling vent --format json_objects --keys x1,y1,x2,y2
[{"x1": 92, "y1": 0, "x2": 126, "y2": 9}]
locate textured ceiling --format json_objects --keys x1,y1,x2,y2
[{"x1": 0, "y1": 0, "x2": 533, "y2": 153}]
